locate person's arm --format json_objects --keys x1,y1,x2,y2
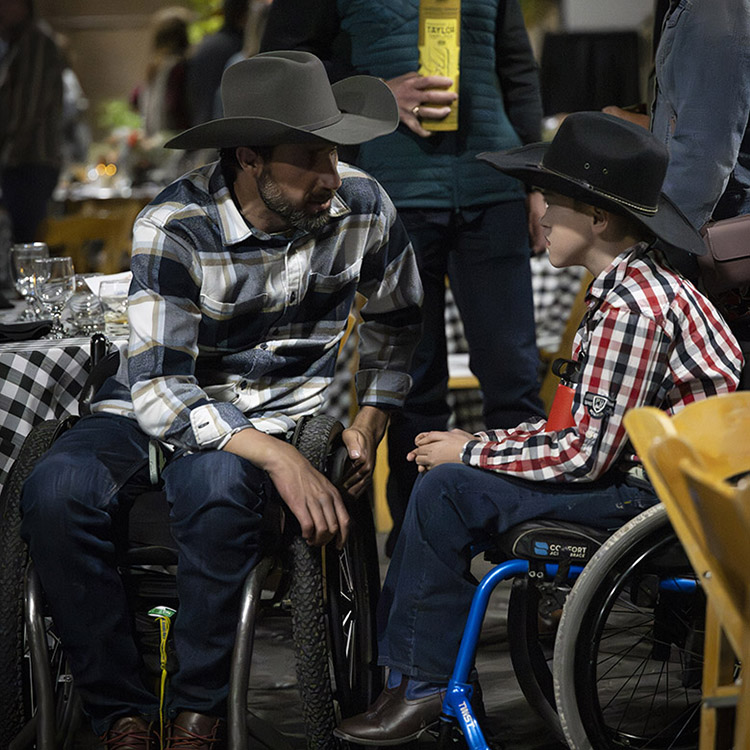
[
  {"x1": 260, "y1": 0, "x2": 356, "y2": 81},
  {"x1": 127, "y1": 214, "x2": 253, "y2": 452},
  {"x1": 494, "y1": 0, "x2": 543, "y2": 145},
  {"x1": 657, "y1": 1, "x2": 750, "y2": 228},
  {"x1": 342, "y1": 182, "x2": 423, "y2": 493},
  {"x1": 460, "y1": 306, "x2": 670, "y2": 482}
]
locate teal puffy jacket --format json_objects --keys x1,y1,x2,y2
[{"x1": 261, "y1": 0, "x2": 543, "y2": 209}]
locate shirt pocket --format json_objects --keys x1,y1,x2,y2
[
  {"x1": 199, "y1": 291, "x2": 268, "y2": 321},
  {"x1": 308, "y1": 261, "x2": 361, "y2": 295}
]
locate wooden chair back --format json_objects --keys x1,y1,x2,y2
[
  {"x1": 41, "y1": 213, "x2": 133, "y2": 275},
  {"x1": 624, "y1": 392, "x2": 750, "y2": 749}
]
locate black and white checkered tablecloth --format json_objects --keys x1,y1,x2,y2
[{"x1": 0, "y1": 337, "x2": 91, "y2": 490}]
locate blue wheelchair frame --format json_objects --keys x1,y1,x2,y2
[{"x1": 437, "y1": 552, "x2": 699, "y2": 749}]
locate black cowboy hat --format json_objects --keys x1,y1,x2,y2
[
  {"x1": 165, "y1": 50, "x2": 399, "y2": 150},
  {"x1": 478, "y1": 111, "x2": 706, "y2": 256}
]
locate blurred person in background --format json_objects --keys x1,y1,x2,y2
[
  {"x1": 57, "y1": 33, "x2": 91, "y2": 167},
  {"x1": 186, "y1": 0, "x2": 249, "y2": 127},
  {"x1": 0, "y1": 0, "x2": 63, "y2": 243},
  {"x1": 131, "y1": 7, "x2": 192, "y2": 138},
  {"x1": 262, "y1": 0, "x2": 547, "y2": 555}
]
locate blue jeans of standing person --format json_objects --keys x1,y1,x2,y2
[
  {"x1": 385, "y1": 201, "x2": 545, "y2": 555},
  {"x1": 20, "y1": 413, "x2": 273, "y2": 736},
  {"x1": 377, "y1": 463, "x2": 658, "y2": 682}
]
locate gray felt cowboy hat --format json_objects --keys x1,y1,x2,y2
[
  {"x1": 165, "y1": 50, "x2": 399, "y2": 150},
  {"x1": 478, "y1": 111, "x2": 706, "y2": 256}
]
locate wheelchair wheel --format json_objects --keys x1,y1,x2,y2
[
  {"x1": 323, "y1": 485, "x2": 382, "y2": 717},
  {"x1": 0, "y1": 418, "x2": 78, "y2": 748},
  {"x1": 553, "y1": 504, "x2": 703, "y2": 749},
  {"x1": 290, "y1": 414, "x2": 382, "y2": 745},
  {"x1": 506, "y1": 577, "x2": 562, "y2": 738}
]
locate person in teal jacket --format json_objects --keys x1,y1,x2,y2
[{"x1": 262, "y1": 0, "x2": 547, "y2": 555}]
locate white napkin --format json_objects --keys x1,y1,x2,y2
[{"x1": 84, "y1": 271, "x2": 132, "y2": 296}]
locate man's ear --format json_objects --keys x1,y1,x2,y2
[{"x1": 236, "y1": 146, "x2": 263, "y2": 172}]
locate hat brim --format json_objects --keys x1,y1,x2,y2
[
  {"x1": 165, "y1": 75, "x2": 398, "y2": 150},
  {"x1": 478, "y1": 145, "x2": 706, "y2": 257}
]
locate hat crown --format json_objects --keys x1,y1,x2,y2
[
  {"x1": 221, "y1": 51, "x2": 341, "y2": 130},
  {"x1": 542, "y1": 112, "x2": 668, "y2": 212}
]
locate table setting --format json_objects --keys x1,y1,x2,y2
[{"x1": 0, "y1": 242, "x2": 130, "y2": 490}]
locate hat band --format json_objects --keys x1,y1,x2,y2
[
  {"x1": 299, "y1": 111, "x2": 345, "y2": 133},
  {"x1": 543, "y1": 165, "x2": 659, "y2": 215}
]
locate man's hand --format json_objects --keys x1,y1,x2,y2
[
  {"x1": 406, "y1": 428, "x2": 473, "y2": 473},
  {"x1": 526, "y1": 190, "x2": 547, "y2": 256},
  {"x1": 340, "y1": 406, "x2": 389, "y2": 497},
  {"x1": 224, "y1": 429, "x2": 350, "y2": 548},
  {"x1": 386, "y1": 72, "x2": 457, "y2": 138}
]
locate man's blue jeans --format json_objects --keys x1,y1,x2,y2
[
  {"x1": 376, "y1": 463, "x2": 658, "y2": 682},
  {"x1": 385, "y1": 201, "x2": 545, "y2": 554},
  {"x1": 20, "y1": 413, "x2": 274, "y2": 735}
]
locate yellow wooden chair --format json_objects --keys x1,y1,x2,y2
[
  {"x1": 41, "y1": 212, "x2": 133, "y2": 275},
  {"x1": 624, "y1": 392, "x2": 750, "y2": 749},
  {"x1": 679, "y1": 464, "x2": 750, "y2": 749}
]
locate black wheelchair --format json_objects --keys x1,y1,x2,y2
[{"x1": 0, "y1": 336, "x2": 382, "y2": 750}]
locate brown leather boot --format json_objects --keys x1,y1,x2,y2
[
  {"x1": 101, "y1": 716, "x2": 157, "y2": 750},
  {"x1": 166, "y1": 711, "x2": 226, "y2": 749}
]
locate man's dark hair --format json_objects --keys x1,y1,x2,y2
[{"x1": 219, "y1": 146, "x2": 274, "y2": 178}]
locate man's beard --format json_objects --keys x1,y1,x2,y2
[{"x1": 257, "y1": 170, "x2": 333, "y2": 233}]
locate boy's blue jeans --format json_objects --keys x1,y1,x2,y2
[
  {"x1": 377, "y1": 463, "x2": 658, "y2": 683},
  {"x1": 20, "y1": 413, "x2": 274, "y2": 735}
]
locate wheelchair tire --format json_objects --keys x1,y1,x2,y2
[
  {"x1": 0, "y1": 418, "x2": 77, "y2": 748},
  {"x1": 553, "y1": 504, "x2": 703, "y2": 749},
  {"x1": 506, "y1": 578, "x2": 562, "y2": 739},
  {"x1": 290, "y1": 414, "x2": 383, "y2": 742}
]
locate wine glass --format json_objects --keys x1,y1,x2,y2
[
  {"x1": 33, "y1": 256, "x2": 76, "y2": 338},
  {"x1": 10, "y1": 242, "x2": 49, "y2": 320}
]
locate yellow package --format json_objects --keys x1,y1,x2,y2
[{"x1": 418, "y1": 0, "x2": 461, "y2": 131}]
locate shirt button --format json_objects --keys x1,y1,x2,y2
[{"x1": 260, "y1": 343, "x2": 268, "y2": 350}]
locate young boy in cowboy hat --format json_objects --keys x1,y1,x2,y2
[
  {"x1": 19, "y1": 51, "x2": 422, "y2": 750},
  {"x1": 335, "y1": 111, "x2": 744, "y2": 746}
]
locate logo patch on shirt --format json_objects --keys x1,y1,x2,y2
[{"x1": 583, "y1": 392, "x2": 615, "y2": 418}]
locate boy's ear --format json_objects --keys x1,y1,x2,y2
[{"x1": 591, "y1": 206, "x2": 608, "y2": 226}]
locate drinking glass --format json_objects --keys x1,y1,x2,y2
[
  {"x1": 67, "y1": 275, "x2": 106, "y2": 335},
  {"x1": 98, "y1": 278, "x2": 130, "y2": 337},
  {"x1": 10, "y1": 242, "x2": 49, "y2": 320},
  {"x1": 33, "y1": 256, "x2": 76, "y2": 338}
]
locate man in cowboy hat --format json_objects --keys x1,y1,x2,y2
[
  {"x1": 335, "y1": 111, "x2": 744, "y2": 746},
  {"x1": 20, "y1": 51, "x2": 422, "y2": 750}
]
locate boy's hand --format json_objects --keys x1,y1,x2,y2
[{"x1": 406, "y1": 428, "x2": 473, "y2": 472}]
